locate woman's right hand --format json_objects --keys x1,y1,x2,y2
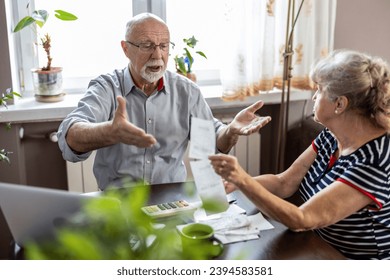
[
  {"x1": 208, "y1": 153, "x2": 249, "y2": 189},
  {"x1": 223, "y1": 179, "x2": 238, "y2": 194}
]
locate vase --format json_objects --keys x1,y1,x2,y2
[
  {"x1": 31, "y1": 67, "x2": 63, "y2": 97},
  {"x1": 186, "y1": 72, "x2": 197, "y2": 83},
  {"x1": 177, "y1": 71, "x2": 197, "y2": 83}
]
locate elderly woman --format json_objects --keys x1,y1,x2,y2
[{"x1": 209, "y1": 50, "x2": 390, "y2": 260}]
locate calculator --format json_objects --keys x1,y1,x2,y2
[{"x1": 141, "y1": 200, "x2": 199, "y2": 219}]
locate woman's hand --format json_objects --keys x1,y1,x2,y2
[
  {"x1": 223, "y1": 180, "x2": 238, "y2": 194},
  {"x1": 208, "y1": 154, "x2": 249, "y2": 188}
]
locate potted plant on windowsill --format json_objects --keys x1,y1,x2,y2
[
  {"x1": 13, "y1": 6, "x2": 77, "y2": 101},
  {"x1": 173, "y1": 36, "x2": 207, "y2": 83}
]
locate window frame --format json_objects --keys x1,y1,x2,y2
[
  {"x1": 132, "y1": 0, "x2": 166, "y2": 20},
  {"x1": 11, "y1": 0, "x2": 221, "y2": 96}
]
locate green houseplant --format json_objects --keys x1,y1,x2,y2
[
  {"x1": 13, "y1": 5, "x2": 77, "y2": 98},
  {"x1": 0, "y1": 88, "x2": 21, "y2": 163},
  {"x1": 24, "y1": 181, "x2": 217, "y2": 260},
  {"x1": 173, "y1": 36, "x2": 207, "y2": 82}
]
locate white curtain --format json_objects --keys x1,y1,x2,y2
[{"x1": 220, "y1": 0, "x2": 337, "y2": 100}]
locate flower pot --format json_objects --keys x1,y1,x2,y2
[
  {"x1": 31, "y1": 67, "x2": 63, "y2": 97},
  {"x1": 177, "y1": 71, "x2": 197, "y2": 83},
  {"x1": 186, "y1": 72, "x2": 197, "y2": 83}
]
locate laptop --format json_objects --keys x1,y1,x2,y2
[{"x1": 0, "y1": 182, "x2": 97, "y2": 246}]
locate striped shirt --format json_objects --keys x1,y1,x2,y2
[{"x1": 300, "y1": 128, "x2": 390, "y2": 259}]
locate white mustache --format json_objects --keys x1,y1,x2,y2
[{"x1": 145, "y1": 60, "x2": 164, "y2": 67}]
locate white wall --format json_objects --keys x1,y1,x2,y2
[{"x1": 334, "y1": 0, "x2": 390, "y2": 62}]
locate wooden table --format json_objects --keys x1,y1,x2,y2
[
  {"x1": 10, "y1": 181, "x2": 345, "y2": 260},
  {"x1": 150, "y1": 182, "x2": 346, "y2": 260}
]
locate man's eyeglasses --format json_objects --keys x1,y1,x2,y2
[{"x1": 126, "y1": 41, "x2": 172, "y2": 53}]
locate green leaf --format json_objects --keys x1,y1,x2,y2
[
  {"x1": 0, "y1": 99, "x2": 7, "y2": 108},
  {"x1": 196, "y1": 51, "x2": 207, "y2": 59},
  {"x1": 54, "y1": 10, "x2": 78, "y2": 21},
  {"x1": 184, "y1": 48, "x2": 193, "y2": 63},
  {"x1": 11, "y1": 91, "x2": 22, "y2": 98},
  {"x1": 13, "y1": 10, "x2": 48, "y2": 31},
  {"x1": 184, "y1": 36, "x2": 198, "y2": 48},
  {"x1": 38, "y1": 10, "x2": 49, "y2": 21},
  {"x1": 0, "y1": 150, "x2": 10, "y2": 164},
  {"x1": 176, "y1": 57, "x2": 187, "y2": 74},
  {"x1": 1, "y1": 89, "x2": 21, "y2": 108},
  {"x1": 184, "y1": 48, "x2": 194, "y2": 72},
  {"x1": 58, "y1": 231, "x2": 102, "y2": 259},
  {"x1": 24, "y1": 242, "x2": 48, "y2": 260},
  {"x1": 13, "y1": 16, "x2": 35, "y2": 32},
  {"x1": 33, "y1": 10, "x2": 49, "y2": 28}
]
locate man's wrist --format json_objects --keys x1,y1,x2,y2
[
  {"x1": 216, "y1": 124, "x2": 240, "y2": 154},
  {"x1": 226, "y1": 124, "x2": 239, "y2": 140}
]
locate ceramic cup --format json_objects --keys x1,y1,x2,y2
[{"x1": 179, "y1": 223, "x2": 223, "y2": 259}]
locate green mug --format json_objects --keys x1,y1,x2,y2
[{"x1": 180, "y1": 223, "x2": 223, "y2": 259}]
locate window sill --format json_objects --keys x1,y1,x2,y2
[{"x1": 0, "y1": 87, "x2": 313, "y2": 123}]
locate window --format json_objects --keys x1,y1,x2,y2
[
  {"x1": 11, "y1": 0, "x2": 335, "y2": 97},
  {"x1": 165, "y1": 0, "x2": 228, "y2": 85},
  {"x1": 12, "y1": 0, "x2": 230, "y2": 95},
  {"x1": 13, "y1": 0, "x2": 133, "y2": 95}
]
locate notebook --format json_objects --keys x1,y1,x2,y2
[{"x1": 0, "y1": 182, "x2": 97, "y2": 246}]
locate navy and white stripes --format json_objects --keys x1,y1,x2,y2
[{"x1": 300, "y1": 128, "x2": 390, "y2": 259}]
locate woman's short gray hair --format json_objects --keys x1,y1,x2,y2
[{"x1": 310, "y1": 49, "x2": 390, "y2": 131}]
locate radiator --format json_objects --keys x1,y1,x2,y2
[{"x1": 229, "y1": 132, "x2": 261, "y2": 176}]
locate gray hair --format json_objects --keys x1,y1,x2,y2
[
  {"x1": 124, "y1": 13, "x2": 167, "y2": 40},
  {"x1": 310, "y1": 49, "x2": 390, "y2": 131}
]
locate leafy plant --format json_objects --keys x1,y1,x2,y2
[
  {"x1": 0, "y1": 88, "x2": 20, "y2": 109},
  {"x1": 173, "y1": 36, "x2": 207, "y2": 75},
  {"x1": 13, "y1": 3, "x2": 77, "y2": 71},
  {"x1": 1, "y1": 88, "x2": 21, "y2": 163},
  {"x1": 0, "y1": 149, "x2": 11, "y2": 164},
  {"x1": 24, "y1": 181, "x2": 213, "y2": 260}
]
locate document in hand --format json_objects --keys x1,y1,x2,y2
[{"x1": 189, "y1": 117, "x2": 229, "y2": 214}]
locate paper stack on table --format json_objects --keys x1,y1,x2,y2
[{"x1": 191, "y1": 204, "x2": 274, "y2": 244}]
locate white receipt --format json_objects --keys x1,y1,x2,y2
[
  {"x1": 189, "y1": 117, "x2": 216, "y2": 160},
  {"x1": 190, "y1": 160, "x2": 229, "y2": 213},
  {"x1": 189, "y1": 117, "x2": 229, "y2": 214}
]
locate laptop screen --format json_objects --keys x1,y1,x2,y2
[{"x1": 0, "y1": 183, "x2": 97, "y2": 245}]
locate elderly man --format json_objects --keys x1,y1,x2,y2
[{"x1": 57, "y1": 13, "x2": 270, "y2": 190}]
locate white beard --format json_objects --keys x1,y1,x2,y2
[{"x1": 140, "y1": 60, "x2": 166, "y2": 83}]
